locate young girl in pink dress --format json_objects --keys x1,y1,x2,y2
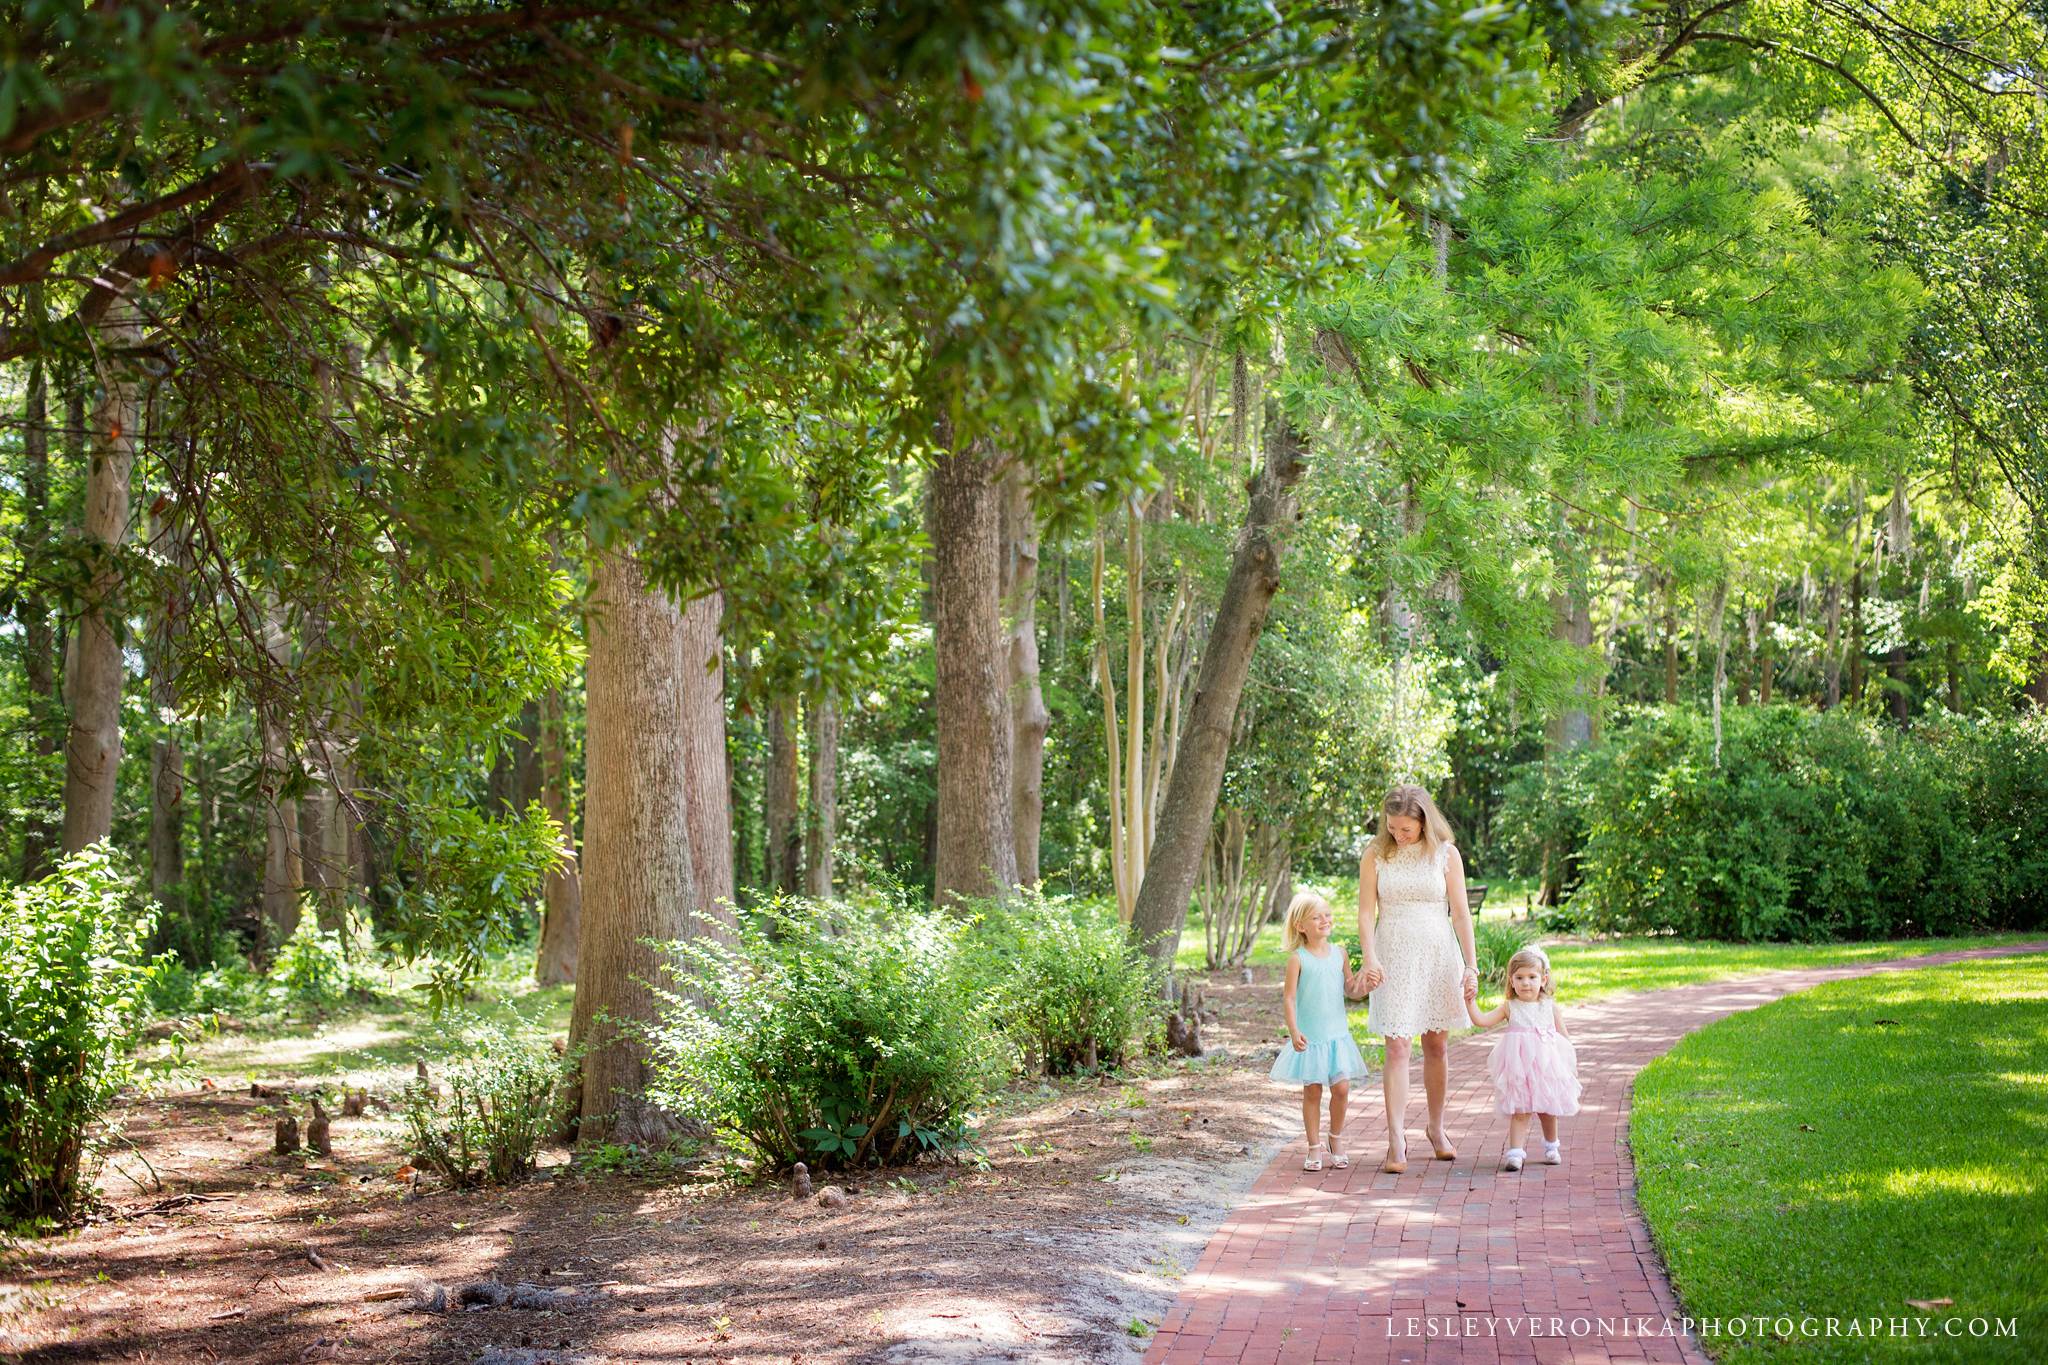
[{"x1": 1464, "y1": 945, "x2": 1580, "y2": 1171}]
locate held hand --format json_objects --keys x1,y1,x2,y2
[
  {"x1": 1291, "y1": 1030, "x2": 1309, "y2": 1052},
  {"x1": 1362, "y1": 961, "x2": 1385, "y2": 992},
  {"x1": 1461, "y1": 968, "x2": 1479, "y2": 1002}
]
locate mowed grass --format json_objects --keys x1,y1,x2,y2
[{"x1": 1631, "y1": 953, "x2": 2048, "y2": 1361}]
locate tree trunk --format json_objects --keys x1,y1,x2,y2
[
  {"x1": 1946, "y1": 640, "x2": 1961, "y2": 712},
  {"x1": 1708, "y1": 580, "x2": 1729, "y2": 767},
  {"x1": 489, "y1": 701, "x2": 543, "y2": 815},
  {"x1": 1000, "y1": 465, "x2": 1049, "y2": 886},
  {"x1": 1758, "y1": 593, "x2": 1776, "y2": 705},
  {"x1": 1129, "y1": 402, "x2": 1307, "y2": 973},
  {"x1": 258, "y1": 599, "x2": 303, "y2": 955},
  {"x1": 18, "y1": 363, "x2": 63, "y2": 879},
  {"x1": 679, "y1": 591, "x2": 735, "y2": 921},
  {"x1": 1848, "y1": 569, "x2": 1865, "y2": 701},
  {"x1": 1886, "y1": 644, "x2": 1911, "y2": 724},
  {"x1": 1822, "y1": 579, "x2": 1843, "y2": 708},
  {"x1": 534, "y1": 684, "x2": 582, "y2": 985},
  {"x1": 929, "y1": 425, "x2": 1016, "y2": 908},
  {"x1": 147, "y1": 482, "x2": 187, "y2": 925},
  {"x1": 1547, "y1": 582, "x2": 1596, "y2": 752},
  {"x1": 804, "y1": 690, "x2": 839, "y2": 897},
  {"x1": 763, "y1": 696, "x2": 802, "y2": 894},
  {"x1": 61, "y1": 294, "x2": 142, "y2": 854},
  {"x1": 1662, "y1": 574, "x2": 1680, "y2": 705},
  {"x1": 570, "y1": 547, "x2": 707, "y2": 1145},
  {"x1": 299, "y1": 792, "x2": 336, "y2": 929}
]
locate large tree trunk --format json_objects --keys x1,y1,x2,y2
[
  {"x1": 679, "y1": 591, "x2": 734, "y2": 920},
  {"x1": 804, "y1": 691, "x2": 839, "y2": 898},
  {"x1": 1886, "y1": 644, "x2": 1911, "y2": 724},
  {"x1": 929, "y1": 425, "x2": 1016, "y2": 908},
  {"x1": 61, "y1": 294, "x2": 142, "y2": 854},
  {"x1": 1129, "y1": 402, "x2": 1307, "y2": 973},
  {"x1": 147, "y1": 486, "x2": 188, "y2": 927},
  {"x1": 763, "y1": 697, "x2": 802, "y2": 894},
  {"x1": 258, "y1": 599, "x2": 303, "y2": 955},
  {"x1": 17, "y1": 364, "x2": 63, "y2": 879},
  {"x1": 570, "y1": 548, "x2": 709, "y2": 1145},
  {"x1": 534, "y1": 684, "x2": 582, "y2": 985},
  {"x1": 1000, "y1": 465, "x2": 1049, "y2": 886}
]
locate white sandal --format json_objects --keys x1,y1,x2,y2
[
  {"x1": 1542, "y1": 1141, "x2": 1562, "y2": 1165},
  {"x1": 1326, "y1": 1141, "x2": 1351, "y2": 1170},
  {"x1": 1303, "y1": 1148, "x2": 1325, "y2": 1171},
  {"x1": 1503, "y1": 1147, "x2": 1526, "y2": 1172}
]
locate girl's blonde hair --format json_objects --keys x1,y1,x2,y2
[
  {"x1": 1502, "y1": 946, "x2": 1555, "y2": 1000},
  {"x1": 1365, "y1": 784, "x2": 1455, "y2": 866},
  {"x1": 1282, "y1": 890, "x2": 1336, "y2": 951}
]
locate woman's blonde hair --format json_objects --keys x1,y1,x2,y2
[
  {"x1": 1365, "y1": 784, "x2": 1455, "y2": 865},
  {"x1": 1502, "y1": 946, "x2": 1555, "y2": 1000},
  {"x1": 1282, "y1": 890, "x2": 1336, "y2": 951}
]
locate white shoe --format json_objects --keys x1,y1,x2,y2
[
  {"x1": 1503, "y1": 1148, "x2": 1525, "y2": 1172},
  {"x1": 1303, "y1": 1149, "x2": 1325, "y2": 1171},
  {"x1": 1542, "y1": 1141, "x2": 1562, "y2": 1165}
]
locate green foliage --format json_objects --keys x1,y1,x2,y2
[
  {"x1": 1492, "y1": 747, "x2": 1602, "y2": 899},
  {"x1": 265, "y1": 913, "x2": 381, "y2": 1010},
  {"x1": 1473, "y1": 918, "x2": 1541, "y2": 990},
  {"x1": 648, "y1": 900, "x2": 1002, "y2": 1171},
  {"x1": 0, "y1": 846, "x2": 162, "y2": 1224},
  {"x1": 401, "y1": 1025, "x2": 567, "y2": 1188},
  {"x1": 977, "y1": 892, "x2": 1164, "y2": 1076},
  {"x1": 143, "y1": 956, "x2": 262, "y2": 1020},
  {"x1": 1570, "y1": 707, "x2": 2048, "y2": 940},
  {"x1": 379, "y1": 799, "x2": 563, "y2": 1004}
]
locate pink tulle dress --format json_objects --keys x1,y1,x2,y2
[{"x1": 1487, "y1": 997, "x2": 1581, "y2": 1117}]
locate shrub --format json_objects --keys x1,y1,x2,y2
[
  {"x1": 402, "y1": 1025, "x2": 567, "y2": 1187},
  {"x1": 649, "y1": 899, "x2": 1001, "y2": 1171},
  {"x1": 0, "y1": 847, "x2": 163, "y2": 1224},
  {"x1": 265, "y1": 911, "x2": 381, "y2": 1009},
  {"x1": 144, "y1": 956, "x2": 262, "y2": 1020},
  {"x1": 1473, "y1": 918, "x2": 1540, "y2": 991},
  {"x1": 1558, "y1": 706, "x2": 2048, "y2": 940},
  {"x1": 980, "y1": 893, "x2": 1163, "y2": 1075}
]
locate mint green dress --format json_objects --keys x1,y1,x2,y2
[{"x1": 1270, "y1": 945, "x2": 1371, "y2": 1086}]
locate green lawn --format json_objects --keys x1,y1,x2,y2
[
  {"x1": 1193, "y1": 929, "x2": 2043, "y2": 1059},
  {"x1": 1631, "y1": 953, "x2": 2048, "y2": 1361}
]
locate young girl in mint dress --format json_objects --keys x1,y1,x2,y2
[{"x1": 1270, "y1": 891, "x2": 1371, "y2": 1170}]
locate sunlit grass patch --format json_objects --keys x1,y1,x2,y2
[{"x1": 1632, "y1": 954, "x2": 2048, "y2": 1361}]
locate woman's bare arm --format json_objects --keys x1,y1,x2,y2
[
  {"x1": 1355, "y1": 852, "x2": 1383, "y2": 990},
  {"x1": 1445, "y1": 844, "x2": 1479, "y2": 1000}
]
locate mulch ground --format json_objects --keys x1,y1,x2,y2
[{"x1": 0, "y1": 969, "x2": 1297, "y2": 1365}]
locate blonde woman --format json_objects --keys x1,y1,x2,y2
[{"x1": 1351, "y1": 785, "x2": 1479, "y2": 1174}]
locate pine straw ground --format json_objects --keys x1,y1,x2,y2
[{"x1": 0, "y1": 970, "x2": 1301, "y2": 1365}]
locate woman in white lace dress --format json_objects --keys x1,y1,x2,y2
[{"x1": 1352, "y1": 785, "x2": 1480, "y2": 1173}]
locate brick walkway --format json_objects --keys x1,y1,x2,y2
[{"x1": 1145, "y1": 942, "x2": 2048, "y2": 1365}]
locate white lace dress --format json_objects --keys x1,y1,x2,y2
[{"x1": 1365, "y1": 841, "x2": 1469, "y2": 1038}]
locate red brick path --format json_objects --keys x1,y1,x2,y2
[{"x1": 1145, "y1": 942, "x2": 2048, "y2": 1365}]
